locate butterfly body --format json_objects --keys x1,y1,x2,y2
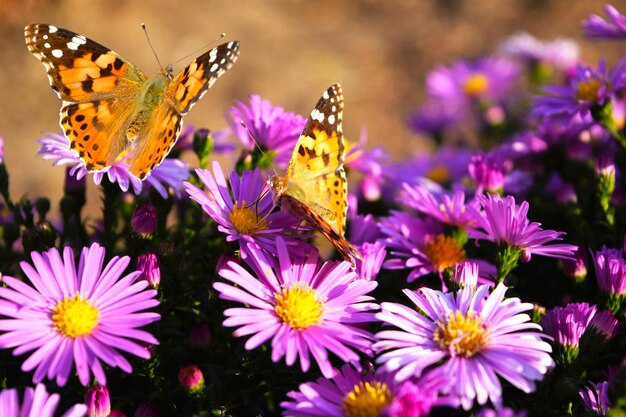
[
  {"x1": 25, "y1": 23, "x2": 239, "y2": 179},
  {"x1": 269, "y1": 84, "x2": 359, "y2": 265}
]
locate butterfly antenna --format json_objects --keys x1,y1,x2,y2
[
  {"x1": 173, "y1": 32, "x2": 226, "y2": 66},
  {"x1": 141, "y1": 23, "x2": 165, "y2": 71},
  {"x1": 239, "y1": 120, "x2": 279, "y2": 178}
]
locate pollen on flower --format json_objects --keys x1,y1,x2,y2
[
  {"x1": 463, "y1": 73, "x2": 490, "y2": 96},
  {"x1": 576, "y1": 78, "x2": 602, "y2": 102},
  {"x1": 342, "y1": 381, "x2": 394, "y2": 417},
  {"x1": 427, "y1": 165, "x2": 450, "y2": 183},
  {"x1": 52, "y1": 294, "x2": 99, "y2": 338},
  {"x1": 229, "y1": 201, "x2": 267, "y2": 235},
  {"x1": 274, "y1": 283, "x2": 324, "y2": 330},
  {"x1": 423, "y1": 234, "x2": 466, "y2": 272},
  {"x1": 433, "y1": 311, "x2": 487, "y2": 357}
]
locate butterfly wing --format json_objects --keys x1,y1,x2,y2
[
  {"x1": 25, "y1": 24, "x2": 145, "y2": 102},
  {"x1": 286, "y1": 83, "x2": 347, "y2": 234},
  {"x1": 127, "y1": 41, "x2": 240, "y2": 179},
  {"x1": 25, "y1": 23, "x2": 145, "y2": 170}
]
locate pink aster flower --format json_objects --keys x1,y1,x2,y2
[
  {"x1": 37, "y1": 132, "x2": 189, "y2": 198},
  {"x1": 281, "y1": 364, "x2": 396, "y2": 417},
  {"x1": 399, "y1": 183, "x2": 477, "y2": 228},
  {"x1": 214, "y1": 237, "x2": 378, "y2": 378},
  {"x1": 374, "y1": 283, "x2": 554, "y2": 410},
  {"x1": 592, "y1": 246, "x2": 626, "y2": 296},
  {"x1": 579, "y1": 381, "x2": 611, "y2": 415},
  {"x1": 583, "y1": 5, "x2": 626, "y2": 39},
  {"x1": 427, "y1": 57, "x2": 521, "y2": 106},
  {"x1": 281, "y1": 364, "x2": 455, "y2": 417},
  {"x1": 0, "y1": 384, "x2": 87, "y2": 417},
  {"x1": 468, "y1": 193, "x2": 578, "y2": 261},
  {"x1": 541, "y1": 302, "x2": 596, "y2": 351},
  {"x1": 184, "y1": 161, "x2": 305, "y2": 254},
  {"x1": 0, "y1": 243, "x2": 160, "y2": 386},
  {"x1": 225, "y1": 94, "x2": 306, "y2": 170}
]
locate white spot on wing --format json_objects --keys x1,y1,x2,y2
[
  {"x1": 51, "y1": 49, "x2": 63, "y2": 58},
  {"x1": 210, "y1": 63, "x2": 219, "y2": 72},
  {"x1": 310, "y1": 108, "x2": 324, "y2": 122},
  {"x1": 44, "y1": 42, "x2": 51, "y2": 49},
  {"x1": 328, "y1": 114, "x2": 336, "y2": 125},
  {"x1": 323, "y1": 90, "x2": 329, "y2": 99},
  {"x1": 43, "y1": 35, "x2": 48, "y2": 40},
  {"x1": 67, "y1": 42, "x2": 79, "y2": 50},
  {"x1": 49, "y1": 26, "x2": 58, "y2": 33}
]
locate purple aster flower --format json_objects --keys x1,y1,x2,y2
[
  {"x1": 374, "y1": 283, "x2": 554, "y2": 410},
  {"x1": 379, "y1": 210, "x2": 459, "y2": 282},
  {"x1": 350, "y1": 213, "x2": 386, "y2": 246},
  {"x1": 281, "y1": 364, "x2": 396, "y2": 417},
  {"x1": 468, "y1": 193, "x2": 578, "y2": 261},
  {"x1": 579, "y1": 381, "x2": 611, "y2": 415},
  {"x1": 399, "y1": 183, "x2": 477, "y2": 229},
  {"x1": 0, "y1": 384, "x2": 87, "y2": 417},
  {"x1": 592, "y1": 246, "x2": 626, "y2": 296},
  {"x1": 0, "y1": 243, "x2": 160, "y2": 386},
  {"x1": 214, "y1": 237, "x2": 378, "y2": 378},
  {"x1": 407, "y1": 99, "x2": 465, "y2": 136},
  {"x1": 37, "y1": 132, "x2": 189, "y2": 198},
  {"x1": 428, "y1": 57, "x2": 520, "y2": 104},
  {"x1": 498, "y1": 31, "x2": 579, "y2": 69},
  {"x1": 541, "y1": 302, "x2": 596, "y2": 349},
  {"x1": 184, "y1": 161, "x2": 304, "y2": 254},
  {"x1": 475, "y1": 407, "x2": 527, "y2": 417},
  {"x1": 589, "y1": 310, "x2": 620, "y2": 340},
  {"x1": 532, "y1": 60, "x2": 623, "y2": 122},
  {"x1": 469, "y1": 151, "x2": 505, "y2": 194},
  {"x1": 583, "y1": 5, "x2": 626, "y2": 39},
  {"x1": 225, "y1": 94, "x2": 306, "y2": 170},
  {"x1": 355, "y1": 241, "x2": 387, "y2": 281}
]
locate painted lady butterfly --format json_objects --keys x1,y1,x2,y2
[
  {"x1": 25, "y1": 23, "x2": 239, "y2": 179},
  {"x1": 269, "y1": 84, "x2": 359, "y2": 265}
]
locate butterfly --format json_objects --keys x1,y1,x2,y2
[
  {"x1": 269, "y1": 84, "x2": 359, "y2": 266},
  {"x1": 25, "y1": 23, "x2": 239, "y2": 179}
]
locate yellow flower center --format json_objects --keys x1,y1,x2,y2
[
  {"x1": 576, "y1": 78, "x2": 602, "y2": 102},
  {"x1": 433, "y1": 311, "x2": 487, "y2": 357},
  {"x1": 427, "y1": 166, "x2": 450, "y2": 184},
  {"x1": 52, "y1": 294, "x2": 99, "y2": 338},
  {"x1": 229, "y1": 201, "x2": 267, "y2": 235},
  {"x1": 274, "y1": 283, "x2": 324, "y2": 329},
  {"x1": 423, "y1": 234, "x2": 466, "y2": 272},
  {"x1": 342, "y1": 381, "x2": 394, "y2": 417},
  {"x1": 463, "y1": 73, "x2": 490, "y2": 96}
]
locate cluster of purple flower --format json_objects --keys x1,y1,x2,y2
[{"x1": 0, "y1": 3, "x2": 625, "y2": 417}]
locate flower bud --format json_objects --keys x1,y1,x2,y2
[
  {"x1": 85, "y1": 385, "x2": 111, "y2": 417},
  {"x1": 179, "y1": 365, "x2": 205, "y2": 394},
  {"x1": 131, "y1": 204, "x2": 158, "y2": 236},
  {"x1": 137, "y1": 253, "x2": 160, "y2": 288}
]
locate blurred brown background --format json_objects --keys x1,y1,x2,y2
[{"x1": 0, "y1": 0, "x2": 623, "y2": 212}]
